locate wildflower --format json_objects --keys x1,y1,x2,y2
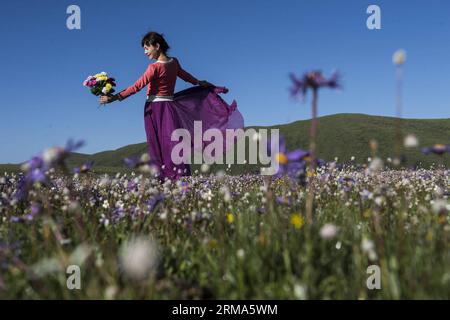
[
  {"x1": 404, "y1": 134, "x2": 418, "y2": 148},
  {"x1": 236, "y1": 249, "x2": 245, "y2": 259},
  {"x1": 178, "y1": 181, "x2": 190, "y2": 194},
  {"x1": 392, "y1": 49, "x2": 407, "y2": 66},
  {"x1": 361, "y1": 237, "x2": 377, "y2": 261},
  {"x1": 307, "y1": 169, "x2": 316, "y2": 177},
  {"x1": 69, "y1": 244, "x2": 93, "y2": 266},
  {"x1": 369, "y1": 157, "x2": 384, "y2": 172},
  {"x1": 290, "y1": 213, "x2": 305, "y2": 229},
  {"x1": 293, "y1": 283, "x2": 307, "y2": 300},
  {"x1": 220, "y1": 186, "x2": 231, "y2": 202},
  {"x1": 360, "y1": 189, "x2": 373, "y2": 200},
  {"x1": 124, "y1": 153, "x2": 159, "y2": 175},
  {"x1": 43, "y1": 139, "x2": 85, "y2": 168},
  {"x1": 99, "y1": 213, "x2": 110, "y2": 227},
  {"x1": 147, "y1": 193, "x2": 165, "y2": 212},
  {"x1": 338, "y1": 176, "x2": 355, "y2": 192},
  {"x1": 289, "y1": 70, "x2": 341, "y2": 100},
  {"x1": 14, "y1": 140, "x2": 83, "y2": 200},
  {"x1": 422, "y1": 144, "x2": 450, "y2": 156},
  {"x1": 119, "y1": 236, "x2": 158, "y2": 280},
  {"x1": 319, "y1": 223, "x2": 338, "y2": 239},
  {"x1": 270, "y1": 135, "x2": 309, "y2": 178},
  {"x1": 226, "y1": 213, "x2": 235, "y2": 224},
  {"x1": 207, "y1": 239, "x2": 218, "y2": 250},
  {"x1": 374, "y1": 196, "x2": 385, "y2": 207},
  {"x1": 276, "y1": 196, "x2": 293, "y2": 206},
  {"x1": 290, "y1": 71, "x2": 340, "y2": 223},
  {"x1": 127, "y1": 179, "x2": 138, "y2": 192},
  {"x1": 104, "y1": 286, "x2": 118, "y2": 300},
  {"x1": 73, "y1": 161, "x2": 94, "y2": 174},
  {"x1": 431, "y1": 199, "x2": 449, "y2": 215}
]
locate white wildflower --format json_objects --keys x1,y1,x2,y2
[
  {"x1": 393, "y1": 49, "x2": 407, "y2": 66},
  {"x1": 369, "y1": 157, "x2": 384, "y2": 172},
  {"x1": 293, "y1": 284, "x2": 307, "y2": 300},
  {"x1": 319, "y1": 223, "x2": 338, "y2": 239},
  {"x1": 404, "y1": 134, "x2": 418, "y2": 148},
  {"x1": 201, "y1": 164, "x2": 210, "y2": 173},
  {"x1": 237, "y1": 249, "x2": 245, "y2": 259},
  {"x1": 119, "y1": 236, "x2": 158, "y2": 280}
]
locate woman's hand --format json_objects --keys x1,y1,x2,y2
[
  {"x1": 198, "y1": 80, "x2": 213, "y2": 88},
  {"x1": 99, "y1": 95, "x2": 117, "y2": 104}
]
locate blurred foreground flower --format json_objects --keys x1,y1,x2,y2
[
  {"x1": 319, "y1": 223, "x2": 338, "y2": 239},
  {"x1": 392, "y1": 49, "x2": 407, "y2": 66},
  {"x1": 290, "y1": 70, "x2": 341, "y2": 223},
  {"x1": 119, "y1": 236, "x2": 158, "y2": 280},
  {"x1": 289, "y1": 70, "x2": 340, "y2": 100},
  {"x1": 124, "y1": 153, "x2": 159, "y2": 175},
  {"x1": 290, "y1": 213, "x2": 305, "y2": 229},
  {"x1": 15, "y1": 139, "x2": 84, "y2": 200},
  {"x1": 73, "y1": 161, "x2": 94, "y2": 174},
  {"x1": 392, "y1": 49, "x2": 407, "y2": 163},
  {"x1": 422, "y1": 144, "x2": 450, "y2": 156},
  {"x1": 404, "y1": 134, "x2": 418, "y2": 148}
]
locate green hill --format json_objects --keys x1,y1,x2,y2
[{"x1": 1, "y1": 114, "x2": 449, "y2": 175}]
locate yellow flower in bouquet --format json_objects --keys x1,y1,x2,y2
[{"x1": 83, "y1": 71, "x2": 116, "y2": 96}]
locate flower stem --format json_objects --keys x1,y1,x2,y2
[
  {"x1": 306, "y1": 89, "x2": 318, "y2": 224},
  {"x1": 395, "y1": 66, "x2": 403, "y2": 163}
]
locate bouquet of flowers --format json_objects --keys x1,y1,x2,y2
[{"x1": 83, "y1": 72, "x2": 116, "y2": 96}]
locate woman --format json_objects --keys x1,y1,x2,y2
[{"x1": 100, "y1": 31, "x2": 243, "y2": 182}]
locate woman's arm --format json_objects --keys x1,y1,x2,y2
[
  {"x1": 176, "y1": 58, "x2": 199, "y2": 85},
  {"x1": 118, "y1": 63, "x2": 156, "y2": 100},
  {"x1": 99, "y1": 64, "x2": 156, "y2": 104}
]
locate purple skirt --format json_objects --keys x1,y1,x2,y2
[{"x1": 144, "y1": 86, "x2": 244, "y2": 182}]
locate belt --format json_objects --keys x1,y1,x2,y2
[{"x1": 146, "y1": 95, "x2": 174, "y2": 102}]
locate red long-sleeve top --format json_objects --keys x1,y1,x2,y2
[{"x1": 117, "y1": 57, "x2": 199, "y2": 100}]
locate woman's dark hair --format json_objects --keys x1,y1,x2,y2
[{"x1": 141, "y1": 31, "x2": 170, "y2": 54}]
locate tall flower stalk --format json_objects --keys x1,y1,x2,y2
[
  {"x1": 393, "y1": 49, "x2": 407, "y2": 165},
  {"x1": 289, "y1": 70, "x2": 341, "y2": 223}
]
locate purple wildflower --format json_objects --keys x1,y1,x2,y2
[
  {"x1": 73, "y1": 161, "x2": 94, "y2": 174},
  {"x1": 123, "y1": 153, "x2": 159, "y2": 175},
  {"x1": 276, "y1": 196, "x2": 294, "y2": 206},
  {"x1": 338, "y1": 176, "x2": 356, "y2": 193},
  {"x1": 289, "y1": 70, "x2": 341, "y2": 100},
  {"x1": 127, "y1": 180, "x2": 137, "y2": 192},
  {"x1": 180, "y1": 181, "x2": 190, "y2": 194},
  {"x1": 147, "y1": 193, "x2": 165, "y2": 212},
  {"x1": 422, "y1": 144, "x2": 450, "y2": 156},
  {"x1": 14, "y1": 139, "x2": 84, "y2": 200},
  {"x1": 269, "y1": 135, "x2": 310, "y2": 178},
  {"x1": 359, "y1": 189, "x2": 372, "y2": 200}
]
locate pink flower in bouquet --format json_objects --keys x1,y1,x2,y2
[
  {"x1": 82, "y1": 72, "x2": 116, "y2": 96},
  {"x1": 83, "y1": 76, "x2": 97, "y2": 87}
]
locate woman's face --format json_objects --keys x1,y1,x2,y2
[{"x1": 144, "y1": 43, "x2": 160, "y2": 60}]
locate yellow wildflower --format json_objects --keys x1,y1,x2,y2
[
  {"x1": 226, "y1": 213, "x2": 235, "y2": 224},
  {"x1": 208, "y1": 239, "x2": 218, "y2": 249},
  {"x1": 307, "y1": 169, "x2": 316, "y2": 177},
  {"x1": 290, "y1": 213, "x2": 305, "y2": 229},
  {"x1": 275, "y1": 152, "x2": 288, "y2": 164}
]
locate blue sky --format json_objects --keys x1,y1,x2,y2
[{"x1": 1, "y1": 0, "x2": 449, "y2": 163}]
